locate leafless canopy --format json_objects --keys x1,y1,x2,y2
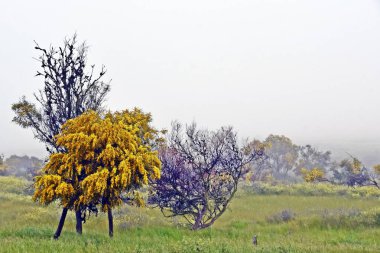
[
  {"x1": 12, "y1": 34, "x2": 110, "y2": 153},
  {"x1": 150, "y1": 122, "x2": 264, "y2": 230}
]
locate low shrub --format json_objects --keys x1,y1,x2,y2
[{"x1": 266, "y1": 209, "x2": 296, "y2": 223}]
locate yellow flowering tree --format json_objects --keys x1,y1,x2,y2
[
  {"x1": 12, "y1": 34, "x2": 111, "y2": 235},
  {"x1": 300, "y1": 167, "x2": 326, "y2": 183},
  {"x1": 33, "y1": 109, "x2": 161, "y2": 238}
]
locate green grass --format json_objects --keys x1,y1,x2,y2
[{"x1": 0, "y1": 176, "x2": 379, "y2": 252}]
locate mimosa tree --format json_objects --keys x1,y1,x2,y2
[
  {"x1": 33, "y1": 109, "x2": 161, "y2": 238},
  {"x1": 300, "y1": 167, "x2": 326, "y2": 183}
]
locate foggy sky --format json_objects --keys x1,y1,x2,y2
[{"x1": 1, "y1": 0, "x2": 380, "y2": 165}]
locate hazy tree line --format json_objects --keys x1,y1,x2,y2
[
  {"x1": 4, "y1": 34, "x2": 379, "y2": 238},
  {"x1": 240, "y1": 134, "x2": 380, "y2": 189},
  {"x1": 2, "y1": 134, "x2": 378, "y2": 188},
  {"x1": 0, "y1": 155, "x2": 42, "y2": 179}
]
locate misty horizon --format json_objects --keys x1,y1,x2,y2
[{"x1": 1, "y1": 0, "x2": 379, "y2": 167}]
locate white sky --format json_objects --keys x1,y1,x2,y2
[{"x1": 1, "y1": 0, "x2": 380, "y2": 165}]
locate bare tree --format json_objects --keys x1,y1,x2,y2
[
  {"x1": 12, "y1": 34, "x2": 110, "y2": 154},
  {"x1": 150, "y1": 122, "x2": 264, "y2": 230}
]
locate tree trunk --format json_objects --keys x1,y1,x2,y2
[
  {"x1": 192, "y1": 212, "x2": 204, "y2": 230},
  {"x1": 108, "y1": 207, "x2": 113, "y2": 237},
  {"x1": 54, "y1": 207, "x2": 68, "y2": 239},
  {"x1": 192, "y1": 204, "x2": 208, "y2": 230},
  {"x1": 192, "y1": 222, "x2": 201, "y2": 230},
  {"x1": 75, "y1": 210, "x2": 82, "y2": 235}
]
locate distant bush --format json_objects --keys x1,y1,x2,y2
[
  {"x1": 245, "y1": 182, "x2": 380, "y2": 198},
  {"x1": 266, "y1": 209, "x2": 296, "y2": 223}
]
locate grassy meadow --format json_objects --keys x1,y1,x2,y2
[{"x1": 0, "y1": 176, "x2": 379, "y2": 253}]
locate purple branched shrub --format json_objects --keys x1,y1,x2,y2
[{"x1": 149, "y1": 122, "x2": 264, "y2": 230}]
